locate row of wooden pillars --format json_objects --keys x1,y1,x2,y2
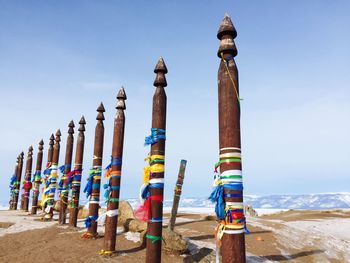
[{"x1": 8, "y1": 14, "x2": 245, "y2": 263}]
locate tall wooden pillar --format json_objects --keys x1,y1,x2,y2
[
  {"x1": 22, "y1": 146, "x2": 34, "y2": 211},
  {"x1": 146, "y1": 58, "x2": 168, "y2": 263},
  {"x1": 58, "y1": 121, "x2": 75, "y2": 224},
  {"x1": 102, "y1": 88, "x2": 126, "y2": 253},
  {"x1": 31, "y1": 140, "x2": 44, "y2": 214},
  {"x1": 69, "y1": 116, "x2": 86, "y2": 227},
  {"x1": 217, "y1": 14, "x2": 246, "y2": 263}
]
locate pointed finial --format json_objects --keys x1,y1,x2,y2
[
  {"x1": 68, "y1": 120, "x2": 75, "y2": 134},
  {"x1": 153, "y1": 57, "x2": 168, "y2": 87},
  {"x1": 154, "y1": 57, "x2": 168, "y2": 74},
  {"x1": 39, "y1": 139, "x2": 44, "y2": 151},
  {"x1": 55, "y1": 129, "x2": 61, "y2": 142},
  {"x1": 79, "y1": 116, "x2": 86, "y2": 132},
  {"x1": 28, "y1": 145, "x2": 33, "y2": 157},
  {"x1": 96, "y1": 102, "x2": 105, "y2": 121},
  {"x1": 217, "y1": 13, "x2": 238, "y2": 58},
  {"x1": 117, "y1": 87, "x2": 127, "y2": 100},
  {"x1": 217, "y1": 13, "x2": 237, "y2": 39},
  {"x1": 116, "y1": 87, "x2": 127, "y2": 110},
  {"x1": 49, "y1": 134, "x2": 55, "y2": 146}
]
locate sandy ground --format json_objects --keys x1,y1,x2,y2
[{"x1": 0, "y1": 209, "x2": 349, "y2": 263}]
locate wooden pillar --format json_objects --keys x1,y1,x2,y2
[
  {"x1": 84, "y1": 103, "x2": 105, "y2": 238},
  {"x1": 217, "y1": 14, "x2": 246, "y2": 263},
  {"x1": 168, "y1": 160, "x2": 187, "y2": 231},
  {"x1": 22, "y1": 146, "x2": 34, "y2": 211},
  {"x1": 41, "y1": 134, "x2": 55, "y2": 213},
  {"x1": 69, "y1": 116, "x2": 86, "y2": 227},
  {"x1": 44, "y1": 130, "x2": 61, "y2": 220},
  {"x1": 31, "y1": 140, "x2": 44, "y2": 214},
  {"x1": 13, "y1": 152, "x2": 24, "y2": 210},
  {"x1": 102, "y1": 88, "x2": 126, "y2": 253},
  {"x1": 9, "y1": 156, "x2": 20, "y2": 210},
  {"x1": 145, "y1": 57, "x2": 168, "y2": 263},
  {"x1": 58, "y1": 121, "x2": 75, "y2": 224}
]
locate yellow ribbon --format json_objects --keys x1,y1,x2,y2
[
  {"x1": 143, "y1": 155, "x2": 165, "y2": 184},
  {"x1": 99, "y1": 250, "x2": 115, "y2": 255}
]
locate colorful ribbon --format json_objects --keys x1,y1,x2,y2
[{"x1": 144, "y1": 128, "x2": 166, "y2": 145}]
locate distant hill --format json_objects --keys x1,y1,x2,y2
[
  {"x1": 2, "y1": 192, "x2": 349, "y2": 210},
  {"x1": 127, "y1": 192, "x2": 350, "y2": 209}
]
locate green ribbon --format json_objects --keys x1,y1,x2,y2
[
  {"x1": 220, "y1": 175, "x2": 242, "y2": 179},
  {"x1": 149, "y1": 159, "x2": 165, "y2": 165},
  {"x1": 146, "y1": 234, "x2": 163, "y2": 243},
  {"x1": 108, "y1": 197, "x2": 119, "y2": 203},
  {"x1": 89, "y1": 168, "x2": 102, "y2": 175}
]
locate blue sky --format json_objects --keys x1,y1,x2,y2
[{"x1": 1, "y1": 1, "x2": 350, "y2": 204}]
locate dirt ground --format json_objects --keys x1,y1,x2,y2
[{"x1": 0, "y1": 209, "x2": 349, "y2": 263}]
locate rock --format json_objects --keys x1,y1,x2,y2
[
  {"x1": 124, "y1": 218, "x2": 147, "y2": 232},
  {"x1": 163, "y1": 228, "x2": 188, "y2": 254},
  {"x1": 78, "y1": 208, "x2": 89, "y2": 219},
  {"x1": 118, "y1": 201, "x2": 136, "y2": 223},
  {"x1": 54, "y1": 200, "x2": 61, "y2": 211},
  {"x1": 139, "y1": 228, "x2": 188, "y2": 254}
]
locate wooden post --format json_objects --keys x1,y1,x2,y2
[
  {"x1": 44, "y1": 130, "x2": 61, "y2": 220},
  {"x1": 58, "y1": 121, "x2": 75, "y2": 224},
  {"x1": 41, "y1": 134, "x2": 55, "y2": 213},
  {"x1": 22, "y1": 146, "x2": 34, "y2": 212},
  {"x1": 84, "y1": 103, "x2": 105, "y2": 238},
  {"x1": 145, "y1": 57, "x2": 168, "y2": 263},
  {"x1": 31, "y1": 140, "x2": 44, "y2": 214},
  {"x1": 13, "y1": 152, "x2": 24, "y2": 210},
  {"x1": 9, "y1": 156, "x2": 20, "y2": 210},
  {"x1": 102, "y1": 88, "x2": 126, "y2": 253},
  {"x1": 216, "y1": 14, "x2": 246, "y2": 263},
  {"x1": 69, "y1": 116, "x2": 86, "y2": 227},
  {"x1": 168, "y1": 160, "x2": 187, "y2": 231}
]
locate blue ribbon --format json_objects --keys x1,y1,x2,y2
[
  {"x1": 224, "y1": 193, "x2": 243, "y2": 198},
  {"x1": 105, "y1": 156, "x2": 122, "y2": 170},
  {"x1": 103, "y1": 183, "x2": 120, "y2": 201},
  {"x1": 141, "y1": 185, "x2": 151, "y2": 199},
  {"x1": 144, "y1": 128, "x2": 166, "y2": 145},
  {"x1": 32, "y1": 171, "x2": 41, "y2": 182},
  {"x1": 149, "y1": 183, "x2": 164, "y2": 189},
  {"x1": 209, "y1": 185, "x2": 225, "y2": 219},
  {"x1": 150, "y1": 217, "x2": 163, "y2": 223},
  {"x1": 84, "y1": 215, "x2": 98, "y2": 228},
  {"x1": 209, "y1": 182, "x2": 244, "y2": 220},
  {"x1": 43, "y1": 168, "x2": 52, "y2": 176},
  {"x1": 9, "y1": 175, "x2": 16, "y2": 189}
]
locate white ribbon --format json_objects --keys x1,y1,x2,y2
[
  {"x1": 219, "y1": 152, "x2": 241, "y2": 158},
  {"x1": 220, "y1": 147, "x2": 241, "y2": 152},
  {"x1": 97, "y1": 209, "x2": 119, "y2": 226},
  {"x1": 225, "y1": 202, "x2": 244, "y2": 206},
  {"x1": 223, "y1": 229, "x2": 246, "y2": 234},
  {"x1": 221, "y1": 170, "x2": 242, "y2": 176},
  {"x1": 106, "y1": 209, "x2": 119, "y2": 217},
  {"x1": 149, "y1": 178, "x2": 164, "y2": 184}
]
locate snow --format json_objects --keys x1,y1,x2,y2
[
  {"x1": 124, "y1": 231, "x2": 140, "y2": 243},
  {"x1": 0, "y1": 210, "x2": 55, "y2": 237}
]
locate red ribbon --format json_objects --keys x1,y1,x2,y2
[
  {"x1": 23, "y1": 182, "x2": 32, "y2": 190},
  {"x1": 135, "y1": 195, "x2": 163, "y2": 222}
]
